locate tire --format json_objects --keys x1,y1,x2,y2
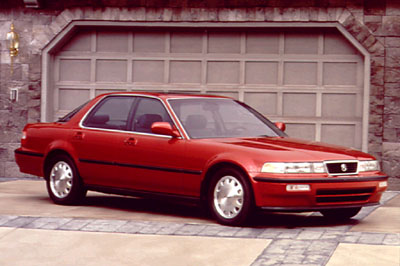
[
  {"x1": 208, "y1": 168, "x2": 253, "y2": 226},
  {"x1": 320, "y1": 207, "x2": 361, "y2": 220},
  {"x1": 45, "y1": 154, "x2": 87, "y2": 205}
]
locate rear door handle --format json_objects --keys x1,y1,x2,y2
[
  {"x1": 73, "y1": 131, "x2": 84, "y2": 140},
  {"x1": 124, "y1": 137, "x2": 137, "y2": 146}
]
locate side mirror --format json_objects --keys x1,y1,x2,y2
[
  {"x1": 275, "y1": 122, "x2": 286, "y2": 132},
  {"x1": 151, "y1": 122, "x2": 181, "y2": 138}
]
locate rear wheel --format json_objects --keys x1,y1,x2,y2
[
  {"x1": 320, "y1": 207, "x2": 361, "y2": 220},
  {"x1": 208, "y1": 168, "x2": 253, "y2": 226},
  {"x1": 45, "y1": 155, "x2": 86, "y2": 205}
]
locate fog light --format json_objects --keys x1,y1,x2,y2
[
  {"x1": 286, "y1": 184, "x2": 311, "y2": 192},
  {"x1": 379, "y1": 181, "x2": 387, "y2": 188}
]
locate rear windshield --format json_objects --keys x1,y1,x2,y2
[{"x1": 57, "y1": 101, "x2": 89, "y2": 122}]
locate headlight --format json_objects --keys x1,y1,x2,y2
[
  {"x1": 261, "y1": 162, "x2": 325, "y2": 174},
  {"x1": 358, "y1": 160, "x2": 380, "y2": 172}
]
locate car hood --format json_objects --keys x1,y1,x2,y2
[{"x1": 208, "y1": 137, "x2": 374, "y2": 161}]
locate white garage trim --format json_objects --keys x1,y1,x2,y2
[{"x1": 42, "y1": 21, "x2": 371, "y2": 152}]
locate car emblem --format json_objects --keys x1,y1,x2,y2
[{"x1": 341, "y1": 163, "x2": 347, "y2": 172}]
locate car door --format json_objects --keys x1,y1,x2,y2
[
  {"x1": 113, "y1": 96, "x2": 189, "y2": 195},
  {"x1": 72, "y1": 95, "x2": 135, "y2": 187}
]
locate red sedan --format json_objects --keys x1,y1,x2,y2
[{"x1": 15, "y1": 92, "x2": 388, "y2": 225}]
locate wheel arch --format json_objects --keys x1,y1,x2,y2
[
  {"x1": 43, "y1": 149, "x2": 76, "y2": 181},
  {"x1": 200, "y1": 161, "x2": 254, "y2": 204}
]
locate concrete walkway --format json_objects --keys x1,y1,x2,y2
[{"x1": 0, "y1": 180, "x2": 399, "y2": 266}]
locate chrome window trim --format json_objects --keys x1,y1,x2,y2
[{"x1": 79, "y1": 94, "x2": 185, "y2": 139}]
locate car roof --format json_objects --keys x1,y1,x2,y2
[{"x1": 96, "y1": 91, "x2": 232, "y2": 100}]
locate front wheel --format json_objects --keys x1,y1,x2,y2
[
  {"x1": 208, "y1": 168, "x2": 253, "y2": 226},
  {"x1": 45, "y1": 155, "x2": 86, "y2": 205},
  {"x1": 320, "y1": 207, "x2": 361, "y2": 220}
]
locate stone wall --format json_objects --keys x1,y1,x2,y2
[{"x1": 0, "y1": 1, "x2": 399, "y2": 178}]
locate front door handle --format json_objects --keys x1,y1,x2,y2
[{"x1": 124, "y1": 137, "x2": 137, "y2": 146}]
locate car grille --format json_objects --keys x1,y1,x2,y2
[
  {"x1": 316, "y1": 187, "x2": 375, "y2": 204},
  {"x1": 326, "y1": 161, "x2": 358, "y2": 175}
]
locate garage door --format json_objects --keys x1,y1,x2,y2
[{"x1": 53, "y1": 26, "x2": 364, "y2": 149}]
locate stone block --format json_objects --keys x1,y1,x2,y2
[
  {"x1": 384, "y1": 114, "x2": 400, "y2": 128},
  {"x1": 383, "y1": 128, "x2": 398, "y2": 142},
  {"x1": 309, "y1": 7, "x2": 319, "y2": 21},
  {"x1": 386, "y1": 2, "x2": 400, "y2": 16},
  {"x1": 218, "y1": 8, "x2": 236, "y2": 21},
  {"x1": 337, "y1": 8, "x2": 351, "y2": 24},
  {"x1": 370, "y1": 66, "x2": 384, "y2": 85},
  {"x1": 67, "y1": 7, "x2": 84, "y2": 20},
  {"x1": 386, "y1": 37, "x2": 400, "y2": 48},
  {"x1": 235, "y1": 8, "x2": 247, "y2": 21},
  {"x1": 382, "y1": 16, "x2": 400, "y2": 36},
  {"x1": 162, "y1": 8, "x2": 173, "y2": 21},
  {"x1": 60, "y1": 9, "x2": 77, "y2": 23},
  {"x1": 102, "y1": 7, "x2": 121, "y2": 21},
  {"x1": 385, "y1": 67, "x2": 400, "y2": 83},
  {"x1": 364, "y1": 15, "x2": 382, "y2": 33},
  {"x1": 385, "y1": 48, "x2": 400, "y2": 68},
  {"x1": 382, "y1": 142, "x2": 400, "y2": 177},
  {"x1": 264, "y1": 8, "x2": 275, "y2": 21},
  {"x1": 369, "y1": 84, "x2": 383, "y2": 96},
  {"x1": 282, "y1": 8, "x2": 301, "y2": 21},
  {"x1": 384, "y1": 96, "x2": 400, "y2": 115},
  {"x1": 273, "y1": 7, "x2": 284, "y2": 21},
  {"x1": 368, "y1": 40, "x2": 385, "y2": 57},
  {"x1": 145, "y1": 8, "x2": 163, "y2": 21},
  {"x1": 384, "y1": 83, "x2": 400, "y2": 97},
  {"x1": 207, "y1": 8, "x2": 218, "y2": 21}
]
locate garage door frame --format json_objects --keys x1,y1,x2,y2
[{"x1": 41, "y1": 21, "x2": 371, "y2": 152}]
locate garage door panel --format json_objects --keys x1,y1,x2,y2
[
  {"x1": 324, "y1": 31, "x2": 358, "y2": 55},
  {"x1": 170, "y1": 61, "x2": 202, "y2": 84},
  {"x1": 244, "y1": 92, "x2": 277, "y2": 115},
  {"x1": 133, "y1": 60, "x2": 164, "y2": 83},
  {"x1": 284, "y1": 62, "x2": 318, "y2": 85},
  {"x1": 96, "y1": 60, "x2": 128, "y2": 82},
  {"x1": 171, "y1": 31, "x2": 203, "y2": 53},
  {"x1": 59, "y1": 59, "x2": 91, "y2": 82},
  {"x1": 322, "y1": 94, "x2": 358, "y2": 118},
  {"x1": 245, "y1": 62, "x2": 278, "y2": 84},
  {"x1": 284, "y1": 32, "x2": 319, "y2": 54},
  {"x1": 283, "y1": 93, "x2": 316, "y2": 117},
  {"x1": 62, "y1": 30, "x2": 91, "y2": 52},
  {"x1": 207, "y1": 61, "x2": 240, "y2": 84},
  {"x1": 323, "y1": 62, "x2": 358, "y2": 86},
  {"x1": 133, "y1": 32, "x2": 165, "y2": 52},
  {"x1": 246, "y1": 32, "x2": 279, "y2": 54},
  {"x1": 321, "y1": 124, "x2": 357, "y2": 148},
  {"x1": 97, "y1": 31, "x2": 129, "y2": 53},
  {"x1": 286, "y1": 124, "x2": 316, "y2": 141},
  {"x1": 208, "y1": 31, "x2": 241, "y2": 53},
  {"x1": 59, "y1": 89, "x2": 90, "y2": 110}
]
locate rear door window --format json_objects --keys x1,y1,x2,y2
[{"x1": 83, "y1": 96, "x2": 135, "y2": 130}]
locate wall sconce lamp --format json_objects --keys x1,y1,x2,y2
[{"x1": 6, "y1": 23, "x2": 19, "y2": 74}]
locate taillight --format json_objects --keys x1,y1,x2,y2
[{"x1": 21, "y1": 131, "x2": 27, "y2": 140}]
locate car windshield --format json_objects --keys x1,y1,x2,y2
[{"x1": 168, "y1": 98, "x2": 286, "y2": 139}]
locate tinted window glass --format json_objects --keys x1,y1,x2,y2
[
  {"x1": 132, "y1": 97, "x2": 173, "y2": 133},
  {"x1": 83, "y1": 96, "x2": 135, "y2": 130}
]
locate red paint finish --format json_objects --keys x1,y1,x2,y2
[{"x1": 15, "y1": 92, "x2": 388, "y2": 216}]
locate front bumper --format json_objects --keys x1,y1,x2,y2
[{"x1": 251, "y1": 174, "x2": 388, "y2": 211}]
